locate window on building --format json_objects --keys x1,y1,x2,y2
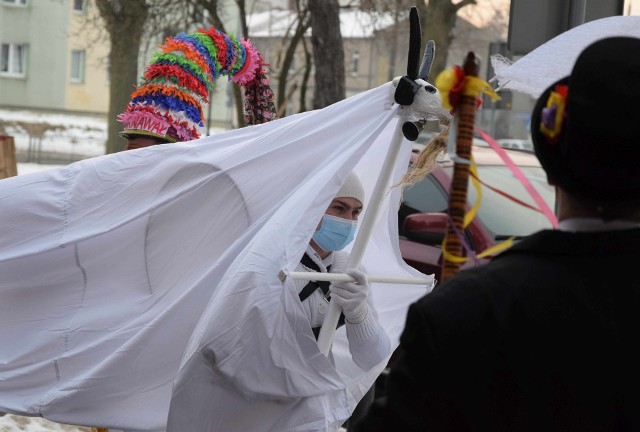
[
  {"x1": 70, "y1": 49, "x2": 85, "y2": 83},
  {"x1": 1, "y1": 43, "x2": 27, "y2": 77},
  {"x1": 73, "y1": 0, "x2": 85, "y2": 13},
  {"x1": 350, "y1": 49, "x2": 360, "y2": 76},
  {"x1": 2, "y1": 0, "x2": 28, "y2": 6}
]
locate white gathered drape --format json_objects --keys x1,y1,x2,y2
[{"x1": 0, "y1": 82, "x2": 433, "y2": 432}]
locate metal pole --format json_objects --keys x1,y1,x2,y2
[
  {"x1": 568, "y1": 0, "x2": 587, "y2": 29},
  {"x1": 206, "y1": 88, "x2": 213, "y2": 136}
]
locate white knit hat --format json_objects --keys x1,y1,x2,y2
[{"x1": 335, "y1": 171, "x2": 365, "y2": 204}]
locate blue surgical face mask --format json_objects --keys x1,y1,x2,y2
[{"x1": 312, "y1": 214, "x2": 357, "y2": 252}]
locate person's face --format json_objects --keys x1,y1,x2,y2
[
  {"x1": 311, "y1": 197, "x2": 363, "y2": 256},
  {"x1": 324, "y1": 197, "x2": 363, "y2": 221},
  {"x1": 124, "y1": 136, "x2": 165, "y2": 151}
]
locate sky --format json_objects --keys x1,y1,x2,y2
[{"x1": 17, "y1": 162, "x2": 65, "y2": 175}]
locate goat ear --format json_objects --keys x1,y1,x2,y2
[
  {"x1": 406, "y1": 7, "x2": 422, "y2": 80},
  {"x1": 419, "y1": 40, "x2": 436, "y2": 81}
]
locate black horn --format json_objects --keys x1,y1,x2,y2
[
  {"x1": 406, "y1": 7, "x2": 422, "y2": 79},
  {"x1": 395, "y1": 7, "x2": 423, "y2": 105}
]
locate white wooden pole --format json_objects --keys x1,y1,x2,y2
[
  {"x1": 317, "y1": 115, "x2": 407, "y2": 356},
  {"x1": 284, "y1": 271, "x2": 431, "y2": 286}
]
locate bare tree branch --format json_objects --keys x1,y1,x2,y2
[
  {"x1": 454, "y1": 0, "x2": 477, "y2": 12},
  {"x1": 299, "y1": 35, "x2": 312, "y2": 113},
  {"x1": 277, "y1": 7, "x2": 310, "y2": 112}
]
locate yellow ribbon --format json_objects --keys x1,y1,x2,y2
[
  {"x1": 434, "y1": 68, "x2": 459, "y2": 110},
  {"x1": 442, "y1": 236, "x2": 515, "y2": 264},
  {"x1": 435, "y1": 69, "x2": 501, "y2": 110},
  {"x1": 441, "y1": 156, "x2": 514, "y2": 263},
  {"x1": 464, "y1": 158, "x2": 482, "y2": 226},
  {"x1": 464, "y1": 76, "x2": 501, "y2": 101}
]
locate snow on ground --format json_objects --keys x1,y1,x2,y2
[
  {"x1": 0, "y1": 414, "x2": 89, "y2": 432},
  {"x1": 16, "y1": 163, "x2": 66, "y2": 175},
  {"x1": 0, "y1": 109, "x2": 107, "y2": 158},
  {"x1": 1, "y1": 108, "x2": 228, "y2": 160}
]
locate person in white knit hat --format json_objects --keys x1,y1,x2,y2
[{"x1": 295, "y1": 171, "x2": 390, "y2": 372}]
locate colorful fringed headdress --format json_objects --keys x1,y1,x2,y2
[{"x1": 118, "y1": 27, "x2": 277, "y2": 143}]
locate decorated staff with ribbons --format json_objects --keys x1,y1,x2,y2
[
  {"x1": 355, "y1": 36, "x2": 640, "y2": 432},
  {"x1": 435, "y1": 51, "x2": 499, "y2": 281},
  {"x1": 119, "y1": 26, "x2": 276, "y2": 150}
]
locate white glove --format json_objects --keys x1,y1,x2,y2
[{"x1": 330, "y1": 268, "x2": 369, "y2": 324}]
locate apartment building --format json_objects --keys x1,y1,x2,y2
[{"x1": 0, "y1": 0, "x2": 108, "y2": 115}]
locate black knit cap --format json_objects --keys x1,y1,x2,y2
[{"x1": 531, "y1": 37, "x2": 640, "y2": 202}]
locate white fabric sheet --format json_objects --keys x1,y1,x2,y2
[
  {"x1": 0, "y1": 82, "x2": 434, "y2": 432},
  {"x1": 491, "y1": 16, "x2": 640, "y2": 97}
]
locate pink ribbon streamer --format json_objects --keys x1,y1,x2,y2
[{"x1": 475, "y1": 127, "x2": 558, "y2": 228}]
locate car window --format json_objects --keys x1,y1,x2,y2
[
  {"x1": 459, "y1": 165, "x2": 555, "y2": 238},
  {"x1": 400, "y1": 163, "x2": 555, "y2": 240},
  {"x1": 402, "y1": 175, "x2": 448, "y2": 213}
]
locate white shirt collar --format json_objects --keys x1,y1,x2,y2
[
  {"x1": 558, "y1": 217, "x2": 640, "y2": 232},
  {"x1": 305, "y1": 245, "x2": 334, "y2": 270}
]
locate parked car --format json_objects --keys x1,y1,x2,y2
[
  {"x1": 347, "y1": 145, "x2": 556, "y2": 428},
  {"x1": 398, "y1": 144, "x2": 555, "y2": 281}
]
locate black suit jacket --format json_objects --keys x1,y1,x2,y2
[{"x1": 356, "y1": 228, "x2": 640, "y2": 431}]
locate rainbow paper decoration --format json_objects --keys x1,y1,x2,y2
[{"x1": 119, "y1": 27, "x2": 277, "y2": 142}]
